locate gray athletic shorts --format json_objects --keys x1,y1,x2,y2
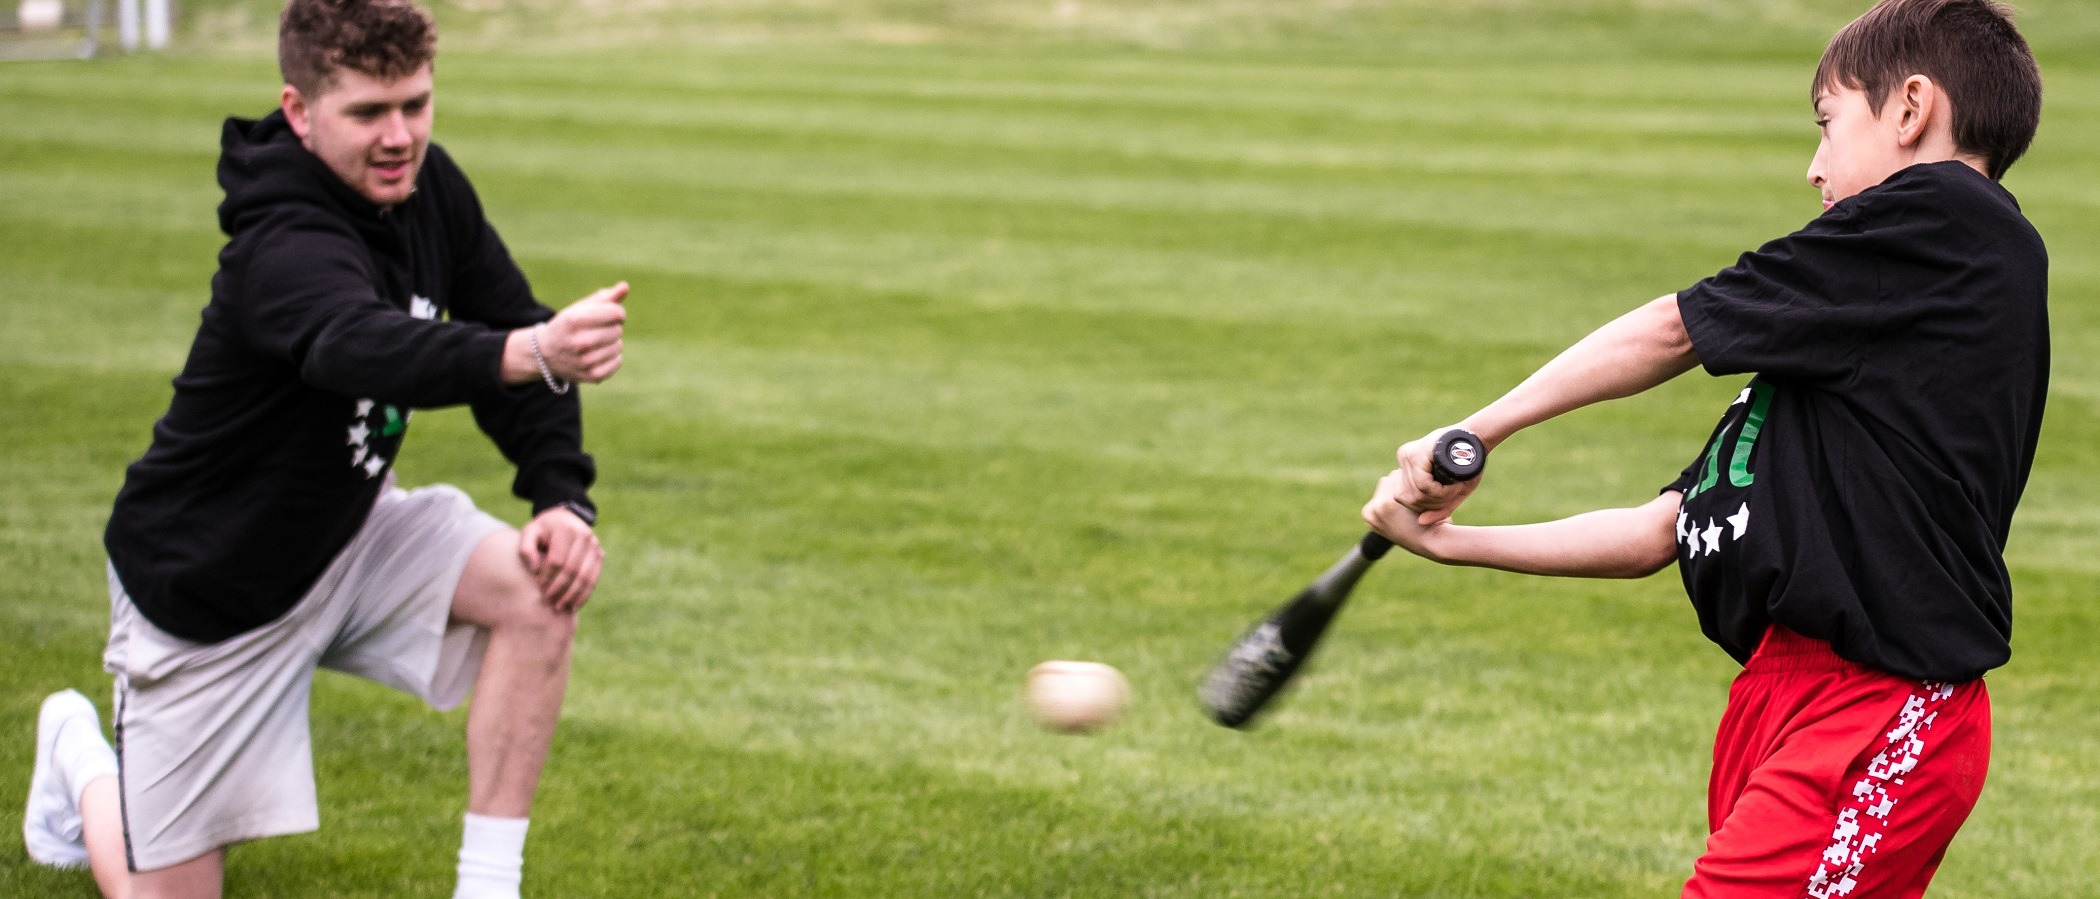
[{"x1": 103, "y1": 483, "x2": 509, "y2": 872}]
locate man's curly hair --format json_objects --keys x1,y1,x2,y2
[{"x1": 279, "y1": 0, "x2": 436, "y2": 96}]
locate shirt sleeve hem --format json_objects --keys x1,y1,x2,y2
[{"x1": 1676, "y1": 286, "x2": 1743, "y2": 377}]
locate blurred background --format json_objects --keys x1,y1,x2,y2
[{"x1": 5, "y1": 1, "x2": 2098, "y2": 895}]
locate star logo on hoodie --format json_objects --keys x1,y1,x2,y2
[{"x1": 346, "y1": 398, "x2": 408, "y2": 478}]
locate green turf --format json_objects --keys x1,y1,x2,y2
[{"x1": 5, "y1": 2, "x2": 2100, "y2": 895}]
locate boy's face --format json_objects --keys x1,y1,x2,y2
[
  {"x1": 281, "y1": 64, "x2": 434, "y2": 209},
  {"x1": 1806, "y1": 84, "x2": 1906, "y2": 212}
]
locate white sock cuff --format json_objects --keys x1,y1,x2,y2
[
  {"x1": 455, "y1": 813, "x2": 530, "y2": 899},
  {"x1": 462, "y1": 812, "x2": 530, "y2": 847}
]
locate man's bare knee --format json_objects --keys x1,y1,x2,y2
[
  {"x1": 486, "y1": 575, "x2": 576, "y2": 653},
  {"x1": 129, "y1": 847, "x2": 226, "y2": 899},
  {"x1": 454, "y1": 531, "x2": 538, "y2": 626},
  {"x1": 495, "y1": 565, "x2": 574, "y2": 641},
  {"x1": 453, "y1": 530, "x2": 579, "y2": 655},
  {"x1": 508, "y1": 599, "x2": 577, "y2": 647}
]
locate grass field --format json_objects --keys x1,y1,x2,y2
[{"x1": 6, "y1": 1, "x2": 2100, "y2": 895}]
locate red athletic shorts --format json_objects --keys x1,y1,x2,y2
[{"x1": 1683, "y1": 625, "x2": 1990, "y2": 898}]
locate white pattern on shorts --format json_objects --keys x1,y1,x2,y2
[{"x1": 1805, "y1": 682, "x2": 1958, "y2": 898}]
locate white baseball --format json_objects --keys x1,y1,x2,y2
[{"x1": 1025, "y1": 660, "x2": 1129, "y2": 733}]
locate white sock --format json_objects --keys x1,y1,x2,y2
[
  {"x1": 54, "y1": 714, "x2": 119, "y2": 807},
  {"x1": 453, "y1": 813, "x2": 529, "y2": 899}
]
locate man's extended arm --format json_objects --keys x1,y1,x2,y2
[
  {"x1": 498, "y1": 284, "x2": 628, "y2": 388},
  {"x1": 431, "y1": 160, "x2": 626, "y2": 612}
]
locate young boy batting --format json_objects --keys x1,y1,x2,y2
[
  {"x1": 1363, "y1": 0, "x2": 2044, "y2": 895},
  {"x1": 22, "y1": 1, "x2": 627, "y2": 896}
]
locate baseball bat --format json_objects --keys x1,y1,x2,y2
[{"x1": 1198, "y1": 429, "x2": 1486, "y2": 729}]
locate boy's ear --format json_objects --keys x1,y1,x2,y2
[{"x1": 1894, "y1": 74, "x2": 1937, "y2": 149}]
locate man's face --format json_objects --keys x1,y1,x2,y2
[
  {"x1": 1805, "y1": 84, "x2": 1904, "y2": 212},
  {"x1": 282, "y1": 64, "x2": 434, "y2": 209}
]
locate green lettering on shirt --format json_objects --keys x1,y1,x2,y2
[
  {"x1": 1690, "y1": 429, "x2": 1725, "y2": 500},
  {"x1": 1729, "y1": 381, "x2": 1773, "y2": 488},
  {"x1": 1688, "y1": 379, "x2": 1773, "y2": 500}
]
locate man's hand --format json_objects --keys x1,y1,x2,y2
[
  {"x1": 1391, "y1": 426, "x2": 1483, "y2": 526},
  {"x1": 518, "y1": 505, "x2": 602, "y2": 613},
  {"x1": 503, "y1": 281, "x2": 630, "y2": 387}
]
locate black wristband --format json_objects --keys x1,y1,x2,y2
[{"x1": 558, "y1": 500, "x2": 597, "y2": 526}]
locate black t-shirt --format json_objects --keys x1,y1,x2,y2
[{"x1": 1667, "y1": 161, "x2": 2047, "y2": 682}]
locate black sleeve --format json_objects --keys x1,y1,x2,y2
[
  {"x1": 470, "y1": 385, "x2": 597, "y2": 516},
  {"x1": 231, "y1": 216, "x2": 509, "y2": 407},
  {"x1": 428, "y1": 146, "x2": 598, "y2": 517},
  {"x1": 1676, "y1": 196, "x2": 1904, "y2": 385},
  {"x1": 1663, "y1": 466, "x2": 1696, "y2": 496}
]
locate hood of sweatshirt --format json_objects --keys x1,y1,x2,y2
[{"x1": 215, "y1": 110, "x2": 404, "y2": 248}]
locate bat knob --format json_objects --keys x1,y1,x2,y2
[{"x1": 1430, "y1": 429, "x2": 1487, "y2": 485}]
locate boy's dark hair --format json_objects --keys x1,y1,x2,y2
[
  {"x1": 1813, "y1": 0, "x2": 2041, "y2": 180},
  {"x1": 279, "y1": 0, "x2": 436, "y2": 97}
]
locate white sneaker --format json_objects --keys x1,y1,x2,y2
[{"x1": 23, "y1": 689, "x2": 100, "y2": 869}]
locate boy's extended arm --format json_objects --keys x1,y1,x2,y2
[
  {"x1": 1460, "y1": 294, "x2": 1699, "y2": 448},
  {"x1": 1392, "y1": 294, "x2": 1700, "y2": 524},
  {"x1": 1363, "y1": 486, "x2": 1682, "y2": 579}
]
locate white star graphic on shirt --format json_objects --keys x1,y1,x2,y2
[
  {"x1": 1734, "y1": 387, "x2": 1753, "y2": 406},
  {"x1": 1728, "y1": 502, "x2": 1750, "y2": 540},
  {"x1": 363, "y1": 455, "x2": 387, "y2": 478},
  {"x1": 1676, "y1": 509, "x2": 1690, "y2": 544},
  {"x1": 1702, "y1": 520, "x2": 1724, "y2": 556},
  {"x1": 355, "y1": 399, "x2": 374, "y2": 417},
  {"x1": 347, "y1": 422, "x2": 369, "y2": 446}
]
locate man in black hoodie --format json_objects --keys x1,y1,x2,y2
[{"x1": 22, "y1": 2, "x2": 624, "y2": 897}]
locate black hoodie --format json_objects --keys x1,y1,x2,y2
[{"x1": 104, "y1": 110, "x2": 595, "y2": 643}]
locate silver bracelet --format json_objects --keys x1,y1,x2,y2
[{"x1": 529, "y1": 323, "x2": 572, "y2": 395}]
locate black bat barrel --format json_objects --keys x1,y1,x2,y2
[{"x1": 1199, "y1": 428, "x2": 1488, "y2": 729}]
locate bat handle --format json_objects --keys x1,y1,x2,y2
[
  {"x1": 1363, "y1": 430, "x2": 1487, "y2": 559},
  {"x1": 1359, "y1": 531, "x2": 1394, "y2": 561},
  {"x1": 1429, "y1": 428, "x2": 1487, "y2": 485}
]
